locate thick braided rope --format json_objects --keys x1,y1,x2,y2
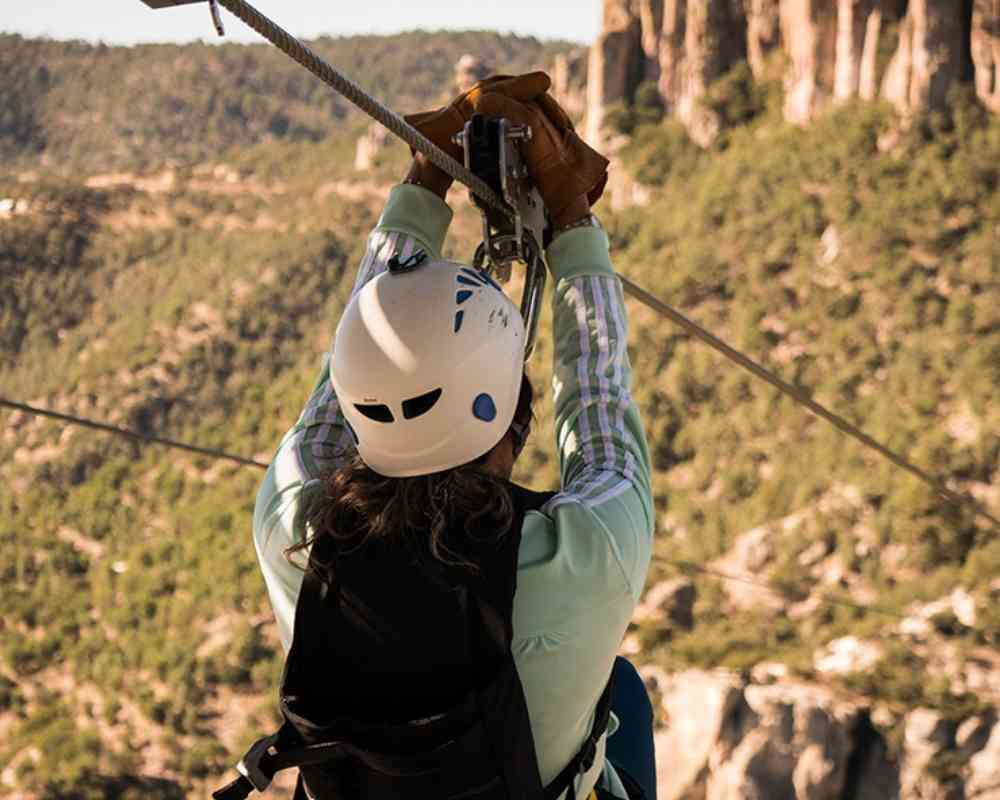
[{"x1": 217, "y1": 0, "x2": 512, "y2": 217}]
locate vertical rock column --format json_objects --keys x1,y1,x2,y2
[
  {"x1": 659, "y1": 0, "x2": 747, "y2": 145},
  {"x1": 639, "y1": 0, "x2": 665, "y2": 82},
  {"x1": 585, "y1": 0, "x2": 644, "y2": 145},
  {"x1": 881, "y1": 0, "x2": 969, "y2": 114},
  {"x1": 781, "y1": 0, "x2": 839, "y2": 124},
  {"x1": 971, "y1": 0, "x2": 1000, "y2": 111},
  {"x1": 552, "y1": 49, "x2": 589, "y2": 119},
  {"x1": 857, "y1": 2, "x2": 885, "y2": 100},
  {"x1": 747, "y1": 0, "x2": 783, "y2": 81},
  {"x1": 657, "y1": 0, "x2": 687, "y2": 114},
  {"x1": 835, "y1": 0, "x2": 883, "y2": 101}
]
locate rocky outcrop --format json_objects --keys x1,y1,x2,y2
[
  {"x1": 899, "y1": 709, "x2": 959, "y2": 800},
  {"x1": 747, "y1": 0, "x2": 783, "y2": 80},
  {"x1": 780, "y1": 0, "x2": 837, "y2": 124},
  {"x1": 632, "y1": 577, "x2": 697, "y2": 629},
  {"x1": 965, "y1": 716, "x2": 1000, "y2": 798},
  {"x1": 585, "y1": 0, "x2": 644, "y2": 145},
  {"x1": 710, "y1": 683, "x2": 861, "y2": 800},
  {"x1": 581, "y1": 0, "x2": 993, "y2": 149},
  {"x1": 857, "y1": 1, "x2": 886, "y2": 100},
  {"x1": 647, "y1": 668, "x2": 1000, "y2": 800},
  {"x1": 552, "y1": 48, "x2": 589, "y2": 119},
  {"x1": 971, "y1": 0, "x2": 1000, "y2": 112},
  {"x1": 354, "y1": 122, "x2": 390, "y2": 171},
  {"x1": 653, "y1": 671, "x2": 863, "y2": 800},
  {"x1": 835, "y1": 0, "x2": 884, "y2": 102},
  {"x1": 639, "y1": 0, "x2": 665, "y2": 82},
  {"x1": 881, "y1": 0, "x2": 970, "y2": 115},
  {"x1": 666, "y1": 0, "x2": 748, "y2": 144},
  {"x1": 813, "y1": 635, "x2": 883, "y2": 676},
  {"x1": 652, "y1": 669, "x2": 752, "y2": 800},
  {"x1": 454, "y1": 54, "x2": 490, "y2": 93}
]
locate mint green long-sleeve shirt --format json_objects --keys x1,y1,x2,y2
[{"x1": 253, "y1": 184, "x2": 654, "y2": 800}]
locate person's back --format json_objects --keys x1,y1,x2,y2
[{"x1": 249, "y1": 73, "x2": 657, "y2": 800}]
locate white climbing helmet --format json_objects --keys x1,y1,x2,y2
[{"x1": 331, "y1": 252, "x2": 525, "y2": 477}]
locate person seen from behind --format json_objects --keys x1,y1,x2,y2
[{"x1": 250, "y1": 72, "x2": 657, "y2": 800}]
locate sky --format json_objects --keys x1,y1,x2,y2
[{"x1": 3, "y1": 1, "x2": 602, "y2": 45}]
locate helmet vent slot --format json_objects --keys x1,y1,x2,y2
[
  {"x1": 354, "y1": 403, "x2": 394, "y2": 423},
  {"x1": 402, "y1": 388, "x2": 442, "y2": 420}
]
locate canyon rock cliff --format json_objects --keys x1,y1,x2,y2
[
  {"x1": 644, "y1": 666, "x2": 1000, "y2": 800},
  {"x1": 972, "y1": 0, "x2": 1000, "y2": 111},
  {"x1": 552, "y1": 47, "x2": 589, "y2": 119},
  {"x1": 584, "y1": 0, "x2": 996, "y2": 146}
]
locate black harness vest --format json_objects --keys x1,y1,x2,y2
[{"x1": 215, "y1": 483, "x2": 614, "y2": 800}]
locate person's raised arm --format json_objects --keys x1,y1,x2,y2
[{"x1": 473, "y1": 87, "x2": 653, "y2": 599}]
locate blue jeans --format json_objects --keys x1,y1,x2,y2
[{"x1": 605, "y1": 656, "x2": 657, "y2": 800}]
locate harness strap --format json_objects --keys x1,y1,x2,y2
[
  {"x1": 212, "y1": 730, "x2": 443, "y2": 800},
  {"x1": 542, "y1": 669, "x2": 616, "y2": 800},
  {"x1": 214, "y1": 670, "x2": 615, "y2": 800}
]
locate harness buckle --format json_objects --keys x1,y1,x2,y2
[{"x1": 235, "y1": 731, "x2": 281, "y2": 793}]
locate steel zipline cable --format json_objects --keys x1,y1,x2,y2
[{"x1": 206, "y1": 0, "x2": 1000, "y2": 531}]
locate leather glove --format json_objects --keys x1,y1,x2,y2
[
  {"x1": 404, "y1": 72, "x2": 553, "y2": 162},
  {"x1": 473, "y1": 92, "x2": 609, "y2": 220}
]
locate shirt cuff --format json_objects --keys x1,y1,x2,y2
[
  {"x1": 376, "y1": 184, "x2": 454, "y2": 258},
  {"x1": 545, "y1": 226, "x2": 616, "y2": 282}
]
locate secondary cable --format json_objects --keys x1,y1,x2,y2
[
  {"x1": 0, "y1": 397, "x2": 268, "y2": 470},
  {"x1": 1, "y1": 395, "x2": 916, "y2": 621}
]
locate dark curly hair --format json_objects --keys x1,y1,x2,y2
[{"x1": 287, "y1": 373, "x2": 534, "y2": 579}]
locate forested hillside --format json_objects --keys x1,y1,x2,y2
[
  {"x1": 0, "y1": 32, "x2": 569, "y2": 173},
  {"x1": 1, "y1": 30, "x2": 998, "y2": 800}
]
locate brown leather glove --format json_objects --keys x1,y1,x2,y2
[
  {"x1": 474, "y1": 92, "x2": 609, "y2": 220},
  {"x1": 404, "y1": 72, "x2": 553, "y2": 162}
]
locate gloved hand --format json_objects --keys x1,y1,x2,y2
[
  {"x1": 471, "y1": 91, "x2": 608, "y2": 223},
  {"x1": 404, "y1": 72, "x2": 553, "y2": 163}
]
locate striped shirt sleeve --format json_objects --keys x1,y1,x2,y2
[{"x1": 542, "y1": 225, "x2": 654, "y2": 599}]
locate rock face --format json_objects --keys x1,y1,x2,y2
[
  {"x1": 454, "y1": 54, "x2": 490, "y2": 93},
  {"x1": 654, "y1": 669, "x2": 751, "y2": 800},
  {"x1": 639, "y1": 0, "x2": 665, "y2": 81},
  {"x1": 834, "y1": 0, "x2": 883, "y2": 102},
  {"x1": 552, "y1": 48, "x2": 589, "y2": 119},
  {"x1": 585, "y1": 0, "x2": 644, "y2": 145},
  {"x1": 747, "y1": 0, "x2": 784, "y2": 80},
  {"x1": 354, "y1": 122, "x2": 390, "y2": 172},
  {"x1": 899, "y1": 709, "x2": 959, "y2": 800},
  {"x1": 632, "y1": 577, "x2": 697, "y2": 629},
  {"x1": 971, "y1": 0, "x2": 1000, "y2": 112},
  {"x1": 655, "y1": 672, "x2": 862, "y2": 800},
  {"x1": 648, "y1": 668, "x2": 1000, "y2": 800},
  {"x1": 710, "y1": 683, "x2": 861, "y2": 800},
  {"x1": 581, "y1": 0, "x2": 992, "y2": 148},
  {"x1": 666, "y1": 0, "x2": 748, "y2": 144},
  {"x1": 881, "y1": 0, "x2": 970, "y2": 115},
  {"x1": 780, "y1": 0, "x2": 837, "y2": 124},
  {"x1": 965, "y1": 716, "x2": 1000, "y2": 799}
]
